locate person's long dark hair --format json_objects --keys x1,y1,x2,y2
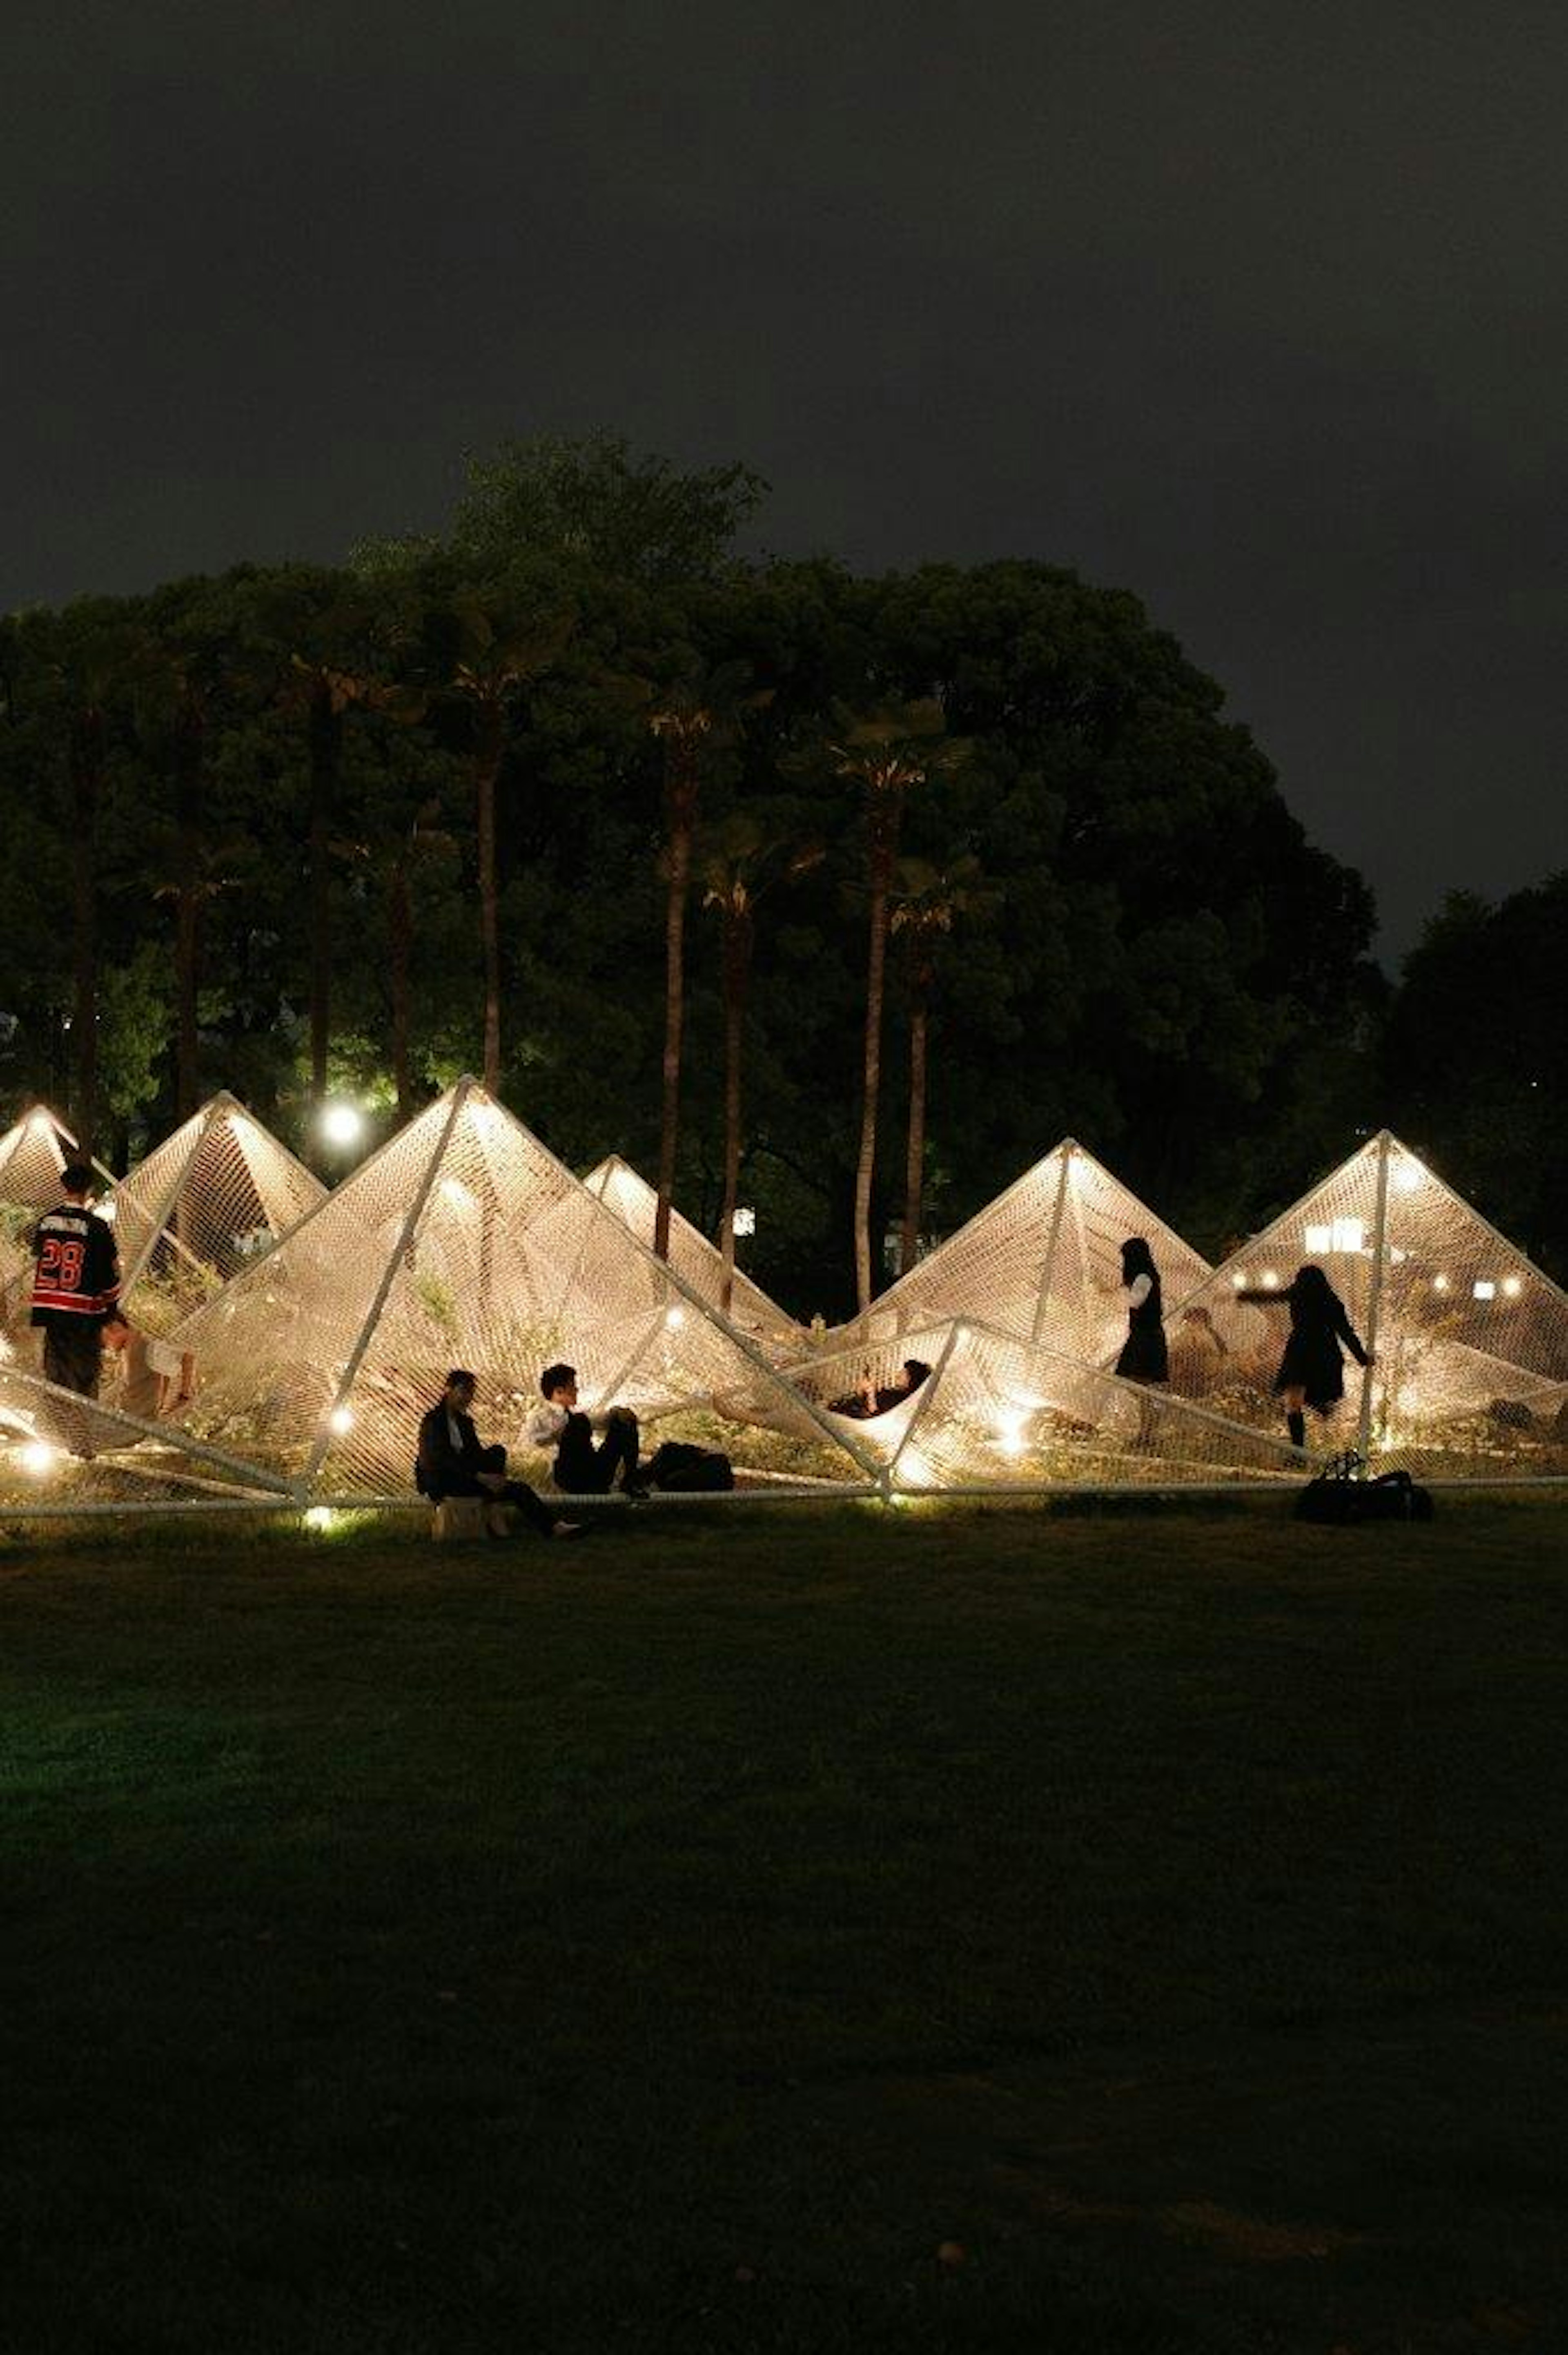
[
  {"x1": 1291, "y1": 1264, "x2": 1336, "y2": 1309},
  {"x1": 1120, "y1": 1237, "x2": 1157, "y2": 1287}
]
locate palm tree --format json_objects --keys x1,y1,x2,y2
[
  {"x1": 699, "y1": 811, "x2": 823, "y2": 1313},
  {"x1": 447, "y1": 600, "x2": 573, "y2": 1092},
  {"x1": 648, "y1": 662, "x2": 770, "y2": 1261},
  {"x1": 830, "y1": 701, "x2": 964, "y2": 1317},
  {"x1": 889, "y1": 854, "x2": 993, "y2": 1273},
  {"x1": 284, "y1": 620, "x2": 418, "y2": 1113}
]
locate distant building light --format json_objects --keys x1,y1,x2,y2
[
  {"x1": 1473, "y1": 1281, "x2": 1496, "y2": 1301},
  {"x1": 1303, "y1": 1224, "x2": 1332, "y2": 1253},
  {"x1": 1502, "y1": 1275, "x2": 1522, "y2": 1298},
  {"x1": 731, "y1": 1206, "x2": 756, "y2": 1238}
]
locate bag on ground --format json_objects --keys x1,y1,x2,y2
[{"x1": 648, "y1": 1440, "x2": 735, "y2": 1493}]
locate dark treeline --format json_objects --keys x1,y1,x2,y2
[{"x1": 1, "y1": 435, "x2": 1561, "y2": 1311}]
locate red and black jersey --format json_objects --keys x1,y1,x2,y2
[{"x1": 30, "y1": 1204, "x2": 121, "y2": 1325}]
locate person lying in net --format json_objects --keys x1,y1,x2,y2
[
  {"x1": 828, "y1": 1358, "x2": 933, "y2": 1419},
  {"x1": 417, "y1": 1369, "x2": 586, "y2": 1537}
]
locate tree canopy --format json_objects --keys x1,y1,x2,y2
[{"x1": 3, "y1": 432, "x2": 1528, "y2": 1312}]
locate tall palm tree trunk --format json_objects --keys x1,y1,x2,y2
[
  {"x1": 474, "y1": 707, "x2": 504, "y2": 1093},
  {"x1": 655, "y1": 745, "x2": 699, "y2": 1262},
  {"x1": 307, "y1": 681, "x2": 340, "y2": 1108},
  {"x1": 174, "y1": 705, "x2": 203, "y2": 1120},
  {"x1": 854, "y1": 882, "x2": 889, "y2": 1316},
  {"x1": 900, "y1": 989, "x2": 930, "y2": 1275},
  {"x1": 717, "y1": 908, "x2": 751, "y2": 1316},
  {"x1": 69, "y1": 707, "x2": 101, "y2": 1157},
  {"x1": 388, "y1": 854, "x2": 413, "y2": 1124}
]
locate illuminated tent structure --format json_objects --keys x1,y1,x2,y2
[
  {"x1": 106, "y1": 1093, "x2": 326, "y2": 1331},
  {"x1": 0, "y1": 1357, "x2": 292, "y2": 1508},
  {"x1": 1163, "y1": 1133, "x2": 1568, "y2": 1478},
  {"x1": 581, "y1": 1154, "x2": 805, "y2": 1356},
  {"x1": 820, "y1": 1140, "x2": 1212, "y2": 1365},
  {"x1": 0, "y1": 1105, "x2": 116, "y2": 1344},
  {"x1": 792, "y1": 1316, "x2": 1301, "y2": 1492},
  {"x1": 162, "y1": 1080, "x2": 878, "y2": 1500}
]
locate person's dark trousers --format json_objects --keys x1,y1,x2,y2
[
  {"x1": 42, "y1": 1320, "x2": 104, "y2": 1398},
  {"x1": 555, "y1": 1406, "x2": 641, "y2": 1495},
  {"x1": 435, "y1": 1446, "x2": 557, "y2": 1536}
]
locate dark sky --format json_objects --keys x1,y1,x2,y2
[{"x1": 7, "y1": 1, "x2": 1565, "y2": 959}]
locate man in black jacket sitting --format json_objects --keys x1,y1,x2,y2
[{"x1": 416, "y1": 1370, "x2": 585, "y2": 1539}]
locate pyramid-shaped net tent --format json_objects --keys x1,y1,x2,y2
[
  {"x1": 163, "y1": 1081, "x2": 878, "y2": 1500},
  {"x1": 0, "y1": 1105, "x2": 116, "y2": 1347},
  {"x1": 1163, "y1": 1133, "x2": 1568, "y2": 1478},
  {"x1": 821, "y1": 1140, "x2": 1212, "y2": 1365},
  {"x1": 0, "y1": 1358, "x2": 293, "y2": 1508},
  {"x1": 792, "y1": 1318, "x2": 1301, "y2": 1492},
  {"x1": 581, "y1": 1155, "x2": 805, "y2": 1357},
  {"x1": 106, "y1": 1094, "x2": 326, "y2": 1333}
]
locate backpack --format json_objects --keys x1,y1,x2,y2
[
  {"x1": 648, "y1": 1440, "x2": 735, "y2": 1493},
  {"x1": 1294, "y1": 1450, "x2": 1434, "y2": 1525}
]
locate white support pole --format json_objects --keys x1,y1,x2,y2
[
  {"x1": 1029, "y1": 1146, "x2": 1074, "y2": 1347},
  {"x1": 884, "y1": 1318, "x2": 965, "y2": 1494},
  {"x1": 299, "y1": 1080, "x2": 471, "y2": 1496},
  {"x1": 1356, "y1": 1130, "x2": 1392, "y2": 1468}
]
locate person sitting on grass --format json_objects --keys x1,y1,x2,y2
[
  {"x1": 527, "y1": 1363, "x2": 648, "y2": 1498},
  {"x1": 416, "y1": 1369, "x2": 586, "y2": 1539}
]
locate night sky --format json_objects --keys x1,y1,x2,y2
[{"x1": 7, "y1": 1, "x2": 1565, "y2": 959}]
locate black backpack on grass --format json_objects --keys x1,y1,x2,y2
[
  {"x1": 1295, "y1": 1450, "x2": 1434, "y2": 1525},
  {"x1": 647, "y1": 1440, "x2": 735, "y2": 1493}
]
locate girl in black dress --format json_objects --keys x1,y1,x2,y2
[
  {"x1": 1236, "y1": 1262, "x2": 1372, "y2": 1450},
  {"x1": 1114, "y1": 1238, "x2": 1169, "y2": 1384}
]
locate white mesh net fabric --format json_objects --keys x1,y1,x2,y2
[
  {"x1": 819, "y1": 1140, "x2": 1213, "y2": 1363},
  {"x1": 1164, "y1": 1133, "x2": 1568, "y2": 1478},
  {"x1": 581, "y1": 1156, "x2": 806, "y2": 1358},
  {"x1": 162, "y1": 1082, "x2": 877, "y2": 1499},
  {"x1": 107, "y1": 1095, "x2": 327, "y2": 1333},
  {"x1": 792, "y1": 1319, "x2": 1301, "y2": 1491},
  {"x1": 0, "y1": 1360, "x2": 290, "y2": 1505}
]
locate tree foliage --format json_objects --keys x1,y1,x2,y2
[{"x1": 0, "y1": 435, "x2": 1492, "y2": 1313}]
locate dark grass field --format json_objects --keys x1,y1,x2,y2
[{"x1": 2, "y1": 1495, "x2": 1565, "y2": 2353}]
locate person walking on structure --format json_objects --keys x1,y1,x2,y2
[
  {"x1": 528, "y1": 1364, "x2": 647, "y2": 1498},
  {"x1": 1114, "y1": 1238, "x2": 1169, "y2": 1385},
  {"x1": 31, "y1": 1162, "x2": 120, "y2": 1398},
  {"x1": 416, "y1": 1369, "x2": 585, "y2": 1537},
  {"x1": 1235, "y1": 1264, "x2": 1373, "y2": 1451}
]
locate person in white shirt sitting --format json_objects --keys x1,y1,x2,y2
[
  {"x1": 416, "y1": 1369, "x2": 585, "y2": 1537},
  {"x1": 527, "y1": 1363, "x2": 648, "y2": 1499}
]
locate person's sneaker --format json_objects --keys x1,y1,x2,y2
[{"x1": 551, "y1": 1519, "x2": 590, "y2": 1539}]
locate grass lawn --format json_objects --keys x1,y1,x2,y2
[{"x1": 2, "y1": 1494, "x2": 1566, "y2": 2353}]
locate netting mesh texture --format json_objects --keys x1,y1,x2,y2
[
  {"x1": 107, "y1": 1095, "x2": 326, "y2": 1332},
  {"x1": 583, "y1": 1156, "x2": 805, "y2": 1357},
  {"x1": 822, "y1": 1141, "x2": 1213, "y2": 1363},
  {"x1": 164, "y1": 1084, "x2": 875, "y2": 1498},
  {"x1": 793, "y1": 1319, "x2": 1299, "y2": 1491},
  {"x1": 1165, "y1": 1134, "x2": 1568, "y2": 1477}
]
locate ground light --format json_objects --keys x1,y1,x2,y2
[{"x1": 20, "y1": 1440, "x2": 57, "y2": 1476}]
